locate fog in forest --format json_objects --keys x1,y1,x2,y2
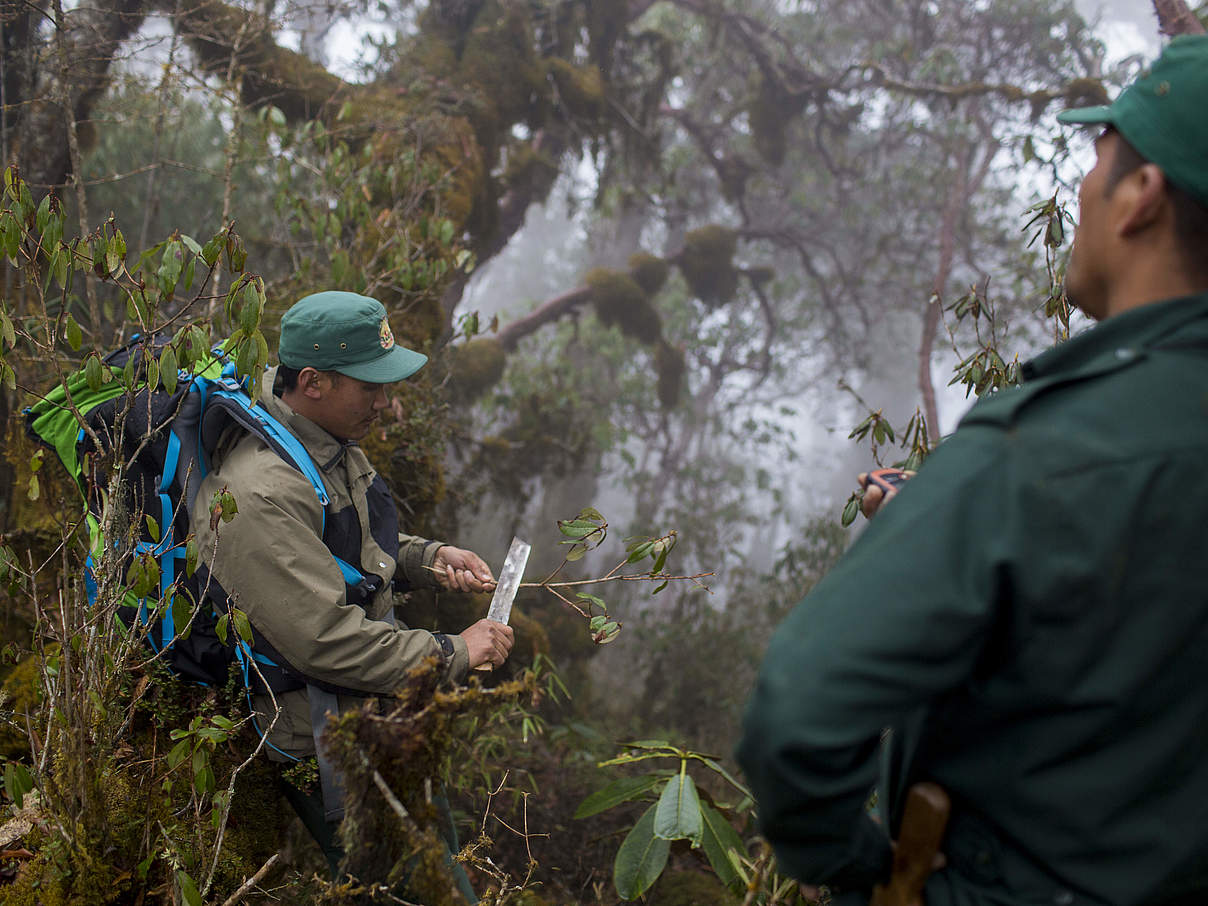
[{"x1": 0, "y1": 0, "x2": 1193, "y2": 902}]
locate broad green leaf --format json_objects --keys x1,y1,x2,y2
[
  {"x1": 4, "y1": 761, "x2": 34, "y2": 808},
  {"x1": 63, "y1": 313, "x2": 82, "y2": 350},
  {"x1": 159, "y1": 344, "x2": 178, "y2": 394},
  {"x1": 232, "y1": 607, "x2": 253, "y2": 643},
  {"x1": 654, "y1": 770, "x2": 702, "y2": 844},
  {"x1": 145, "y1": 515, "x2": 160, "y2": 543},
  {"x1": 176, "y1": 870, "x2": 202, "y2": 906},
  {"x1": 574, "y1": 773, "x2": 665, "y2": 819},
  {"x1": 215, "y1": 613, "x2": 229, "y2": 645},
  {"x1": 180, "y1": 234, "x2": 202, "y2": 255},
  {"x1": 185, "y1": 537, "x2": 199, "y2": 578},
  {"x1": 699, "y1": 802, "x2": 747, "y2": 892},
  {"x1": 171, "y1": 594, "x2": 192, "y2": 640},
  {"x1": 0, "y1": 308, "x2": 15, "y2": 349},
  {"x1": 613, "y1": 803, "x2": 669, "y2": 901}
]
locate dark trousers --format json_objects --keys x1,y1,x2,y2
[{"x1": 280, "y1": 776, "x2": 478, "y2": 903}]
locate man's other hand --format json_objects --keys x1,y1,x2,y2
[
  {"x1": 858, "y1": 470, "x2": 915, "y2": 520},
  {"x1": 461, "y1": 618, "x2": 515, "y2": 669},
  {"x1": 433, "y1": 546, "x2": 497, "y2": 593}
]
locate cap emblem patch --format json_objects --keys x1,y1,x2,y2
[{"x1": 379, "y1": 318, "x2": 395, "y2": 349}]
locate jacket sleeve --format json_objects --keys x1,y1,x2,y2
[
  {"x1": 193, "y1": 439, "x2": 456, "y2": 693},
  {"x1": 736, "y1": 425, "x2": 1012, "y2": 892},
  {"x1": 396, "y1": 534, "x2": 445, "y2": 589}
]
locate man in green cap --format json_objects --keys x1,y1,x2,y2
[
  {"x1": 192, "y1": 290, "x2": 512, "y2": 896},
  {"x1": 738, "y1": 35, "x2": 1208, "y2": 906}
]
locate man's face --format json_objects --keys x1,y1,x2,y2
[
  {"x1": 1064, "y1": 129, "x2": 1119, "y2": 321},
  {"x1": 308, "y1": 373, "x2": 391, "y2": 440}
]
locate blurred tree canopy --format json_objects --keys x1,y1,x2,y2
[
  {"x1": 2, "y1": 0, "x2": 1206, "y2": 900},
  {"x1": 3, "y1": 0, "x2": 1187, "y2": 752}
]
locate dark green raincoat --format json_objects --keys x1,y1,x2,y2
[{"x1": 738, "y1": 293, "x2": 1208, "y2": 906}]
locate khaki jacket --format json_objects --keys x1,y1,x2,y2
[{"x1": 191, "y1": 375, "x2": 469, "y2": 759}]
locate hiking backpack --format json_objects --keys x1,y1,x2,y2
[{"x1": 24, "y1": 337, "x2": 386, "y2": 698}]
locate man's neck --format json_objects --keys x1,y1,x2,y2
[{"x1": 1100, "y1": 256, "x2": 1207, "y2": 320}]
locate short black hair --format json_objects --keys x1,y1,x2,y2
[
  {"x1": 272, "y1": 364, "x2": 343, "y2": 396},
  {"x1": 1104, "y1": 128, "x2": 1208, "y2": 284}
]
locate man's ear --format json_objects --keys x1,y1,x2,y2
[
  {"x1": 1117, "y1": 163, "x2": 1170, "y2": 238},
  {"x1": 297, "y1": 367, "x2": 326, "y2": 399}
]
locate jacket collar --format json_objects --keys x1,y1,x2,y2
[{"x1": 1022, "y1": 292, "x2": 1208, "y2": 381}]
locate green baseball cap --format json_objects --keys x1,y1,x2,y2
[
  {"x1": 1057, "y1": 35, "x2": 1208, "y2": 206},
  {"x1": 279, "y1": 291, "x2": 428, "y2": 383}
]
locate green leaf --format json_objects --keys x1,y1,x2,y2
[
  {"x1": 613, "y1": 803, "x2": 669, "y2": 901},
  {"x1": 63, "y1": 313, "x2": 82, "y2": 350},
  {"x1": 558, "y1": 519, "x2": 599, "y2": 539},
  {"x1": 577, "y1": 592, "x2": 607, "y2": 611},
  {"x1": 176, "y1": 870, "x2": 202, "y2": 906},
  {"x1": 654, "y1": 770, "x2": 702, "y2": 844},
  {"x1": 841, "y1": 493, "x2": 862, "y2": 527},
  {"x1": 159, "y1": 344, "x2": 178, "y2": 394},
  {"x1": 626, "y1": 541, "x2": 654, "y2": 564},
  {"x1": 0, "y1": 308, "x2": 15, "y2": 349},
  {"x1": 35, "y1": 194, "x2": 50, "y2": 232},
  {"x1": 171, "y1": 594, "x2": 193, "y2": 640},
  {"x1": 0, "y1": 362, "x2": 14, "y2": 391},
  {"x1": 201, "y1": 232, "x2": 223, "y2": 267},
  {"x1": 439, "y1": 218, "x2": 455, "y2": 245},
  {"x1": 4, "y1": 761, "x2": 34, "y2": 808},
  {"x1": 699, "y1": 802, "x2": 747, "y2": 892},
  {"x1": 27, "y1": 474, "x2": 40, "y2": 501},
  {"x1": 215, "y1": 613, "x2": 229, "y2": 645},
  {"x1": 145, "y1": 515, "x2": 160, "y2": 543},
  {"x1": 180, "y1": 234, "x2": 202, "y2": 255},
  {"x1": 185, "y1": 537, "x2": 199, "y2": 578},
  {"x1": 575, "y1": 774, "x2": 665, "y2": 819},
  {"x1": 84, "y1": 355, "x2": 102, "y2": 393},
  {"x1": 232, "y1": 608, "x2": 253, "y2": 643}
]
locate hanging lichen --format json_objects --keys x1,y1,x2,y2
[
  {"x1": 654, "y1": 340, "x2": 686, "y2": 410},
  {"x1": 748, "y1": 73, "x2": 807, "y2": 166},
  {"x1": 677, "y1": 225, "x2": 739, "y2": 307},
  {"x1": 585, "y1": 268, "x2": 661, "y2": 344},
  {"x1": 627, "y1": 251, "x2": 670, "y2": 296}
]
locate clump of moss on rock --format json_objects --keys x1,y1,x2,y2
[
  {"x1": 678, "y1": 225, "x2": 739, "y2": 307},
  {"x1": 586, "y1": 267, "x2": 662, "y2": 344},
  {"x1": 627, "y1": 251, "x2": 670, "y2": 296}
]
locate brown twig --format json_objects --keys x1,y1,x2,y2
[{"x1": 218, "y1": 853, "x2": 280, "y2": 906}]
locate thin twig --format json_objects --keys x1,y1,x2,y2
[{"x1": 218, "y1": 852, "x2": 280, "y2": 906}]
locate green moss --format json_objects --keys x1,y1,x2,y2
[
  {"x1": 655, "y1": 340, "x2": 686, "y2": 410},
  {"x1": 627, "y1": 252, "x2": 670, "y2": 296},
  {"x1": 678, "y1": 225, "x2": 739, "y2": 307},
  {"x1": 585, "y1": 267, "x2": 661, "y2": 345},
  {"x1": 1063, "y1": 76, "x2": 1108, "y2": 108},
  {"x1": 448, "y1": 338, "x2": 508, "y2": 401},
  {"x1": 0, "y1": 651, "x2": 41, "y2": 760},
  {"x1": 458, "y1": 1, "x2": 543, "y2": 147},
  {"x1": 323, "y1": 661, "x2": 536, "y2": 905},
  {"x1": 546, "y1": 59, "x2": 606, "y2": 120},
  {"x1": 503, "y1": 144, "x2": 560, "y2": 199},
  {"x1": 650, "y1": 869, "x2": 742, "y2": 906}
]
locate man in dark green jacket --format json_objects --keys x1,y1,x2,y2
[{"x1": 737, "y1": 35, "x2": 1208, "y2": 906}]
